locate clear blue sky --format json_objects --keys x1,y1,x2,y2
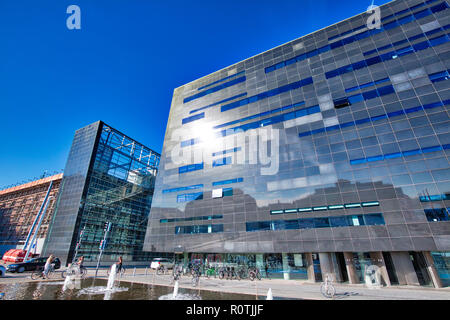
[{"x1": 0, "y1": 0, "x2": 391, "y2": 188}]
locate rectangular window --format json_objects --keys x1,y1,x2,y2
[
  {"x1": 298, "y1": 218, "x2": 315, "y2": 229},
  {"x1": 270, "y1": 210, "x2": 284, "y2": 215},
  {"x1": 363, "y1": 213, "x2": 385, "y2": 225},
  {"x1": 377, "y1": 85, "x2": 395, "y2": 96},
  {"x1": 429, "y1": 70, "x2": 450, "y2": 82},
  {"x1": 197, "y1": 71, "x2": 245, "y2": 91},
  {"x1": 162, "y1": 184, "x2": 203, "y2": 194},
  {"x1": 334, "y1": 98, "x2": 351, "y2": 109},
  {"x1": 314, "y1": 217, "x2": 330, "y2": 228},
  {"x1": 420, "y1": 194, "x2": 450, "y2": 202},
  {"x1": 284, "y1": 219, "x2": 300, "y2": 230},
  {"x1": 328, "y1": 204, "x2": 345, "y2": 210},
  {"x1": 177, "y1": 192, "x2": 203, "y2": 203},
  {"x1": 178, "y1": 163, "x2": 204, "y2": 174},
  {"x1": 223, "y1": 187, "x2": 233, "y2": 197},
  {"x1": 221, "y1": 78, "x2": 313, "y2": 112},
  {"x1": 212, "y1": 157, "x2": 232, "y2": 167},
  {"x1": 182, "y1": 113, "x2": 205, "y2": 125},
  {"x1": 175, "y1": 224, "x2": 224, "y2": 234},
  {"x1": 431, "y1": 2, "x2": 450, "y2": 13},
  {"x1": 246, "y1": 221, "x2": 271, "y2": 232},
  {"x1": 212, "y1": 147, "x2": 241, "y2": 157},
  {"x1": 161, "y1": 215, "x2": 223, "y2": 224},
  {"x1": 183, "y1": 76, "x2": 246, "y2": 103},
  {"x1": 329, "y1": 216, "x2": 350, "y2": 227},
  {"x1": 362, "y1": 201, "x2": 380, "y2": 207},
  {"x1": 189, "y1": 93, "x2": 247, "y2": 114},
  {"x1": 345, "y1": 203, "x2": 362, "y2": 209},
  {"x1": 212, "y1": 177, "x2": 243, "y2": 186},
  {"x1": 181, "y1": 138, "x2": 200, "y2": 148},
  {"x1": 350, "y1": 215, "x2": 365, "y2": 226},
  {"x1": 425, "y1": 208, "x2": 450, "y2": 222},
  {"x1": 212, "y1": 188, "x2": 223, "y2": 199},
  {"x1": 348, "y1": 94, "x2": 364, "y2": 104}
]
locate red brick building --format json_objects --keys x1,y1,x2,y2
[{"x1": 0, "y1": 174, "x2": 63, "y2": 256}]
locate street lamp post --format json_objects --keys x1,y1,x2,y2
[{"x1": 95, "y1": 222, "x2": 112, "y2": 277}]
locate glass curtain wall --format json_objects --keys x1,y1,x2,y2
[{"x1": 75, "y1": 124, "x2": 160, "y2": 263}]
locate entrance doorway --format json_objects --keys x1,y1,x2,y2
[
  {"x1": 409, "y1": 252, "x2": 432, "y2": 286},
  {"x1": 312, "y1": 253, "x2": 322, "y2": 282},
  {"x1": 382, "y1": 252, "x2": 398, "y2": 285},
  {"x1": 335, "y1": 252, "x2": 349, "y2": 283}
]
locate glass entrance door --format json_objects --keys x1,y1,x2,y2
[
  {"x1": 335, "y1": 252, "x2": 349, "y2": 283},
  {"x1": 312, "y1": 253, "x2": 322, "y2": 282},
  {"x1": 409, "y1": 252, "x2": 432, "y2": 286}
]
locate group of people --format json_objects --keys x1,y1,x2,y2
[{"x1": 42, "y1": 254, "x2": 123, "y2": 278}]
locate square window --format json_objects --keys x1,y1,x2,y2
[
  {"x1": 413, "y1": 41, "x2": 430, "y2": 51},
  {"x1": 429, "y1": 35, "x2": 449, "y2": 46},
  {"x1": 334, "y1": 98, "x2": 351, "y2": 109}
]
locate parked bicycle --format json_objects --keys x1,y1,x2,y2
[
  {"x1": 218, "y1": 266, "x2": 227, "y2": 280},
  {"x1": 320, "y1": 274, "x2": 336, "y2": 299},
  {"x1": 236, "y1": 266, "x2": 248, "y2": 280},
  {"x1": 62, "y1": 264, "x2": 87, "y2": 279},
  {"x1": 190, "y1": 262, "x2": 202, "y2": 277},
  {"x1": 191, "y1": 267, "x2": 201, "y2": 287},
  {"x1": 248, "y1": 267, "x2": 262, "y2": 281},
  {"x1": 223, "y1": 266, "x2": 240, "y2": 280},
  {"x1": 205, "y1": 265, "x2": 217, "y2": 279}
]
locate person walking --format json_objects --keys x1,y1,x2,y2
[
  {"x1": 265, "y1": 263, "x2": 270, "y2": 279},
  {"x1": 116, "y1": 256, "x2": 123, "y2": 273}
]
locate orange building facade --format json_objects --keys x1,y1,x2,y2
[{"x1": 0, "y1": 174, "x2": 63, "y2": 256}]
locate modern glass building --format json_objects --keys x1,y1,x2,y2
[
  {"x1": 144, "y1": 0, "x2": 450, "y2": 287},
  {"x1": 43, "y1": 121, "x2": 161, "y2": 265}
]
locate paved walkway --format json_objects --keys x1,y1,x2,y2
[
  {"x1": 1, "y1": 267, "x2": 449, "y2": 300},
  {"x1": 115, "y1": 269, "x2": 450, "y2": 300}
]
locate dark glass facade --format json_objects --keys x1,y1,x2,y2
[
  {"x1": 43, "y1": 121, "x2": 161, "y2": 265},
  {"x1": 144, "y1": 0, "x2": 450, "y2": 286}
]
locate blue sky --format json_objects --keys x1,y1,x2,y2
[{"x1": 0, "y1": 0, "x2": 391, "y2": 188}]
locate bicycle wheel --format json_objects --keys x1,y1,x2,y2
[
  {"x1": 320, "y1": 284, "x2": 335, "y2": 298},
  {"x1": 327, "y1": 285, "x2": 336, "y2": 298},
  {"x1": 192, "y1": 276, "x2": 199, "y2": 287},
  {"x1": 249, "y1": 271, "x2": 255, "y2": 281},
  {"x1": 156, "y1": 267, "x2": 164, "y2": 275},
  {"x1": 46, "y1": 270, "x2": 56, "y2": 279},
  {"x1": 31, "y1": 271, "x2": 41, "y2": 280},
  {"x1": 256, "y1": 272, "x2": 262, "y2": 281}
]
